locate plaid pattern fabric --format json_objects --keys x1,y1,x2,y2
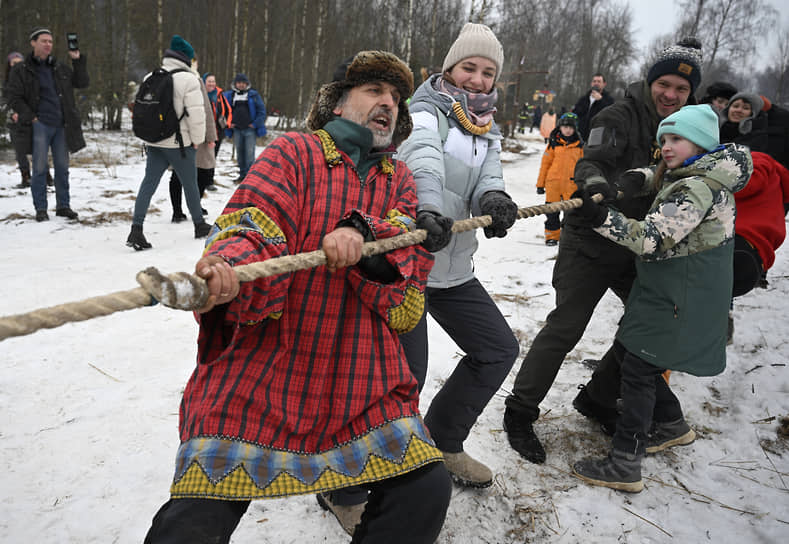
[
  {"x1": 169, "y1": 416, "x2": 443, "y2": 499},
  {"x1": 180, "y1": 132, "x2": 435, "y2": 466}
]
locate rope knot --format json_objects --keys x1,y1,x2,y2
[{"x1": 135, "y1": 267, "x2": 209, "y2": 311}]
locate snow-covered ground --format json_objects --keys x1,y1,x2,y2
[{"x1": 1, "y1": 122, "x2": 787, "y2": 543}]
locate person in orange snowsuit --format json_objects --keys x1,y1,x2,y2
[{"x1": 536, "y1": 112, "x2": 583, "y2": 245}]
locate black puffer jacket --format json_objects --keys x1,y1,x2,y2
[
  {"x1": 570, "y1": 80, "x2": 686, "y2": 227},
  {"x1": 6, "y1": 52, "x2": 89, "y2": 153}
]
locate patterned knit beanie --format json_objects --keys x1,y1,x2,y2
[
  {"x1": 647, "y1": 38, "x2": 703, "y2": 94},
  {"x1": 306, "y1": 50, "x2": 414, "y2": 147},
  {"x1": 442, "y1": 23, "x2": 504, "y2": 83},
  {"x1": 657, "y1": 105, "x2": 720, "y2": 151}
]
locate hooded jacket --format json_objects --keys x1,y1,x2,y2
[
  {"x1": 396, "y1": 73, "x2": 506, "y2": 288},
  {"x1": 537, "y1": 127, "x2": 583, "y2": 202},
  {"x1": 593, "y1": 143, "x2": 753, "y2": 376}
]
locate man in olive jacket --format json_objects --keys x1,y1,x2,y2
[
  {"x1": 503, "y1": 39, "x2": 704, "y2": 463},
  {"x1": 6, "y1": 27, "x2": 89, "y2": 222}
]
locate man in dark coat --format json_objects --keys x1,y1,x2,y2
[
  {"x1": 503, "y1": 39, "x2": 704, "y2": 463},
  {"x1": 6, "y1": 27, "x2": 89, "y2": 222},
  {"x1": 572, "y1": 73, "x2": 614, "y2": 141}
]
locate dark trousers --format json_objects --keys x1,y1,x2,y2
[
  {"x1": 544, "y1": 210, "x2": 560, "y2": 232},
  {"x1": 144, "y1": 462, "x2": 451, "y2": 544},
  {"x1": 400, "y1": 277, "x2": 519, "y2": 452},
  {"x1": 732, "y1": 234, "x2": 764, "y2": 297},
  {"x1": 506, "y1": 225, "x2": 635, "y2": 420},
  {"x1": 169, "y1": 168, "x2": 212, "y2": 216},
  {"x1": 612, "y1": 346, "x2": 683, "y2": 455}
]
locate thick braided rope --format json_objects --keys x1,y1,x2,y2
[{"x1": 0, "y1": 196, "x2": 598, "y2": 342}]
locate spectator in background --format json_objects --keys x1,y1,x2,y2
[
  {"x1": 4, "y1": 51, "x2": 31, "y2": 188},
  {"x1": 539, "y1": 106, "x2": 556, "y2": 143},
  {"x1": 698, "y1": 81, "x2": 737, "y2": 113},
  {"x1": 530, "y1": 103, "x2": 542, "y2": 133},
  {"x1": 718, "y1": 92, "x2": 768, "y2": 152},
  {"x1": 536, "y1": 112, "x2": 584, "y2": 245},
  {"x1": 126, "y1": 35, "x2": 210, "y2": 250},
  {"x1": 169, "y1": 58, "x2": 217, "y2": 223},
  {"x1": 572, "y1": 73, "x2": 614, "y2": 141},
  {"x1": 760, "y1": 95, "x2": 789, "y2": 171},
  {"x1": 6, "y1": 27, "x2": 89, "y2": 222},
  {"x1": 200, "y1": 72, "x2": 231, "y2": 192},
  {"x1": 223, "y1": 73, "x2": 266, "y2": 182}
]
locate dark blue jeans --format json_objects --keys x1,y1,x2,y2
[
  {"x1": 144, "y1": 462, "x2": 451, "y2": 544},
  {"x1": 31, "y1": 121, "x2": 69, "y2": 211},
  {"x1": 233, "y1": 127, "x2": 257, "y2": 179},
  {"x1": 133, "y1": 146, "x2": 202, "y2": 226}
]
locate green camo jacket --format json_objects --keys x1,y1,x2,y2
[{"x1": 594, "y1": 143, "x2": 752, "y2": 375}]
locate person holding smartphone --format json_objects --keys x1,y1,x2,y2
[
  {"x1": 6, "y1": 27, "x2": 89, "y2": 222},
  {"x1": 571, "y1": 73, "x2": 614, "y2": 141}
]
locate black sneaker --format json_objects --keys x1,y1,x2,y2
[
  {"x1": 194, "y1": 222, "x2": 212, "y2": 239},
  {"x1": 646, "y1": 418, "x2": 696, "y2": 454},
  {"x1": 56, "y1": 208, "x2": 79, "y2": 220},
  {"x1": 503, "y1": 405, "x2": 546, "y2": 464},
  {"x1": 126, "y1": 225, "x2": 152, "y2": 250},
  {"x1": 572, "y1": 385, "x2": 618, "y2": 435},
  {"x1": 35, "y1": 210, "x2": 49, "y2": 222},
  {"x1": 171, "y1": 212, "x2": 187, "y2": 223}
]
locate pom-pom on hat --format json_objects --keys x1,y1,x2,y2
[
  {"x1": 442, "y1": 23, "x2": 504, "y2": 83},
  {"x1": 306, "y1": 50, "x2": 415, "y2": 147},
  {"x1": 657, "y1": 104, "x2": 720, "y2": 151},
  {"x1": 169, "y1": 35, "x2": 195, "y2": 61},
  {"x1": 647, "y1": 37, "x2": 703, "y2": 94}
]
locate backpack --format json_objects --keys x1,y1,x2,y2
[{"x1": 132, "y1": 67, "x2": 188, "y2": 150}]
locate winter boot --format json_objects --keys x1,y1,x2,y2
[
  {"x1": 55, "y1": 207, "x2": 79, "y2": 220},
  {"x1": 646, "y1": 418, "x2": 696, "y2": 454},
  {"x1": 16, "y1": 170, "x2": 31, "y2": 189},
  {"x1": 126, "y1": 224, "x2": 152, "y2": 251},
  {"x1": 171, "y1": 212, "x2": 187, "y2": 223},
  {"x1": 35, "y1": 210, "x2": 49, "y2": 222},
  {"x1": 503, "y1": 405, "x2": 546, "y2": 464},
  {"x1": 194, "y1": 222, "x2": 212, "y2": 239},
  {"x1": 573, "y1": 384, "x2": 618, "y2": 436},
  {"x1": 442, "y1": 450, "x2": 493, "y2": 488},
  {"x1": 316, "y1": 493, "x2": 365, "y2": 536},
  {"x1": 46, "y1": 171, "x2": 54, "y2": 186},
  {"x1": 573, "y1": 449, "x2": 643, "y2": 493}
]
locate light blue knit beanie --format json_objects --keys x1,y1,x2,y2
[{"x1": 657, "y1": 104, "x2": 720, "y2": 151}]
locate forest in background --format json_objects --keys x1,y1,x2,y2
[{"x1": 1, "y1": 0, "x2": 787, "y2": 135}]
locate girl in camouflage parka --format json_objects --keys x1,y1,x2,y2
[{"x1": 572, "y1": 105, "x2": 752, "y2": 493}]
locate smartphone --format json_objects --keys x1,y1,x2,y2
[{"x1": 67, "y1": 32, "x2": 78, "y2": 51}]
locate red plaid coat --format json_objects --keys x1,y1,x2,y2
[{"x1": 179, "y1": 131, "x2": 435, "y2": 464}]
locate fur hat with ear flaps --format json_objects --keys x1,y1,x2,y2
[{"x1": 306, "y1": 50, "x2": 415, "y2": 148}]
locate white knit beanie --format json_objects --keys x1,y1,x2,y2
[{"x1": 442, "y1": 23, "x2": 504, "y2": 83}]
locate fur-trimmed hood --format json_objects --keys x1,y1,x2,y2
[{"x1": 306, "y1": 50, "x2": 414, "y2": 148}]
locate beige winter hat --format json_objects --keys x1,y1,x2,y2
[{"x1": 441, "y1": 23, "x2": 504, "y2": 82}]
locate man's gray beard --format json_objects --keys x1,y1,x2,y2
[{"x1": 344, "y1": 108, "x2": 395, "y2": 149}]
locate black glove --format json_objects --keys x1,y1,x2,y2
[
  {"x1": 479, "y1": 191, "x2": 518, "y2": 238},
  {"x1": 615, "y1": 170, "x2": 646, "y2": 199},
  {"x1": 571, "y1": 188, "x2": 608, "y2": 227},
  {"x1": 416, "y1": 210, "x2": 454, "y2": 252},
  {"x1": 536, "y1": 187, "x2": 545, "y2": 195}
]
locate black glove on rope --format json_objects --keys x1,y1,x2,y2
[
  {"x1": 571, "y1": 188, "x2": 609, "y2": 228},
  {"x1": 615, "y1": 170, "x2": 647, "y2": 199},
  {"x1": 479, "y1": 191, "x2": 518, "y2": 238},
  {"x1": 416, "y1": 210, "x2": 454, "y2": 252}
]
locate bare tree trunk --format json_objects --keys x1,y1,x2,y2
[
  {"x1": 232, "y1": 0, "x2": 240, "y2": 75},
  {"x1": 311, "y1": 0, "x2": 328, "y2": 97},
  {"x1": 297, "y1": 0, "x2": 308, "y2": 119},
  {"x1": 157, "y1": 0, "x2": 163, "y2": 58},
  {"x1": 241, "y1": 0, "x2": 250, "y2": 73},
  {"x1": 402, "y1": 0, "x2": 414, "y2": 64},
  {"x1": 429, "y1": 0, "x2": 439, "y2": 66}
]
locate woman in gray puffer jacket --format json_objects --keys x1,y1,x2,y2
[{"x1": 395, "y1": 23, "x2": 520, "y2": 489}]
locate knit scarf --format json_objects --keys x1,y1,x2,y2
[
  {"x1": 437, "y1": 77, "x2": 497, "y2": 127},
  {"x1": 206, "y1": 88, "x2": 218, "y2": 104}
]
